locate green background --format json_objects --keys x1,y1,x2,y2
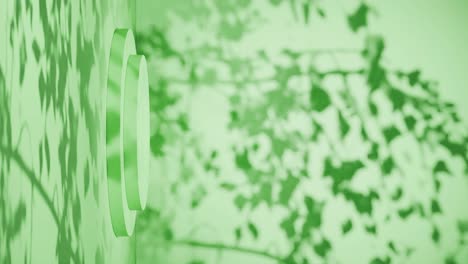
[{"x1": 1, "y1": 0, "x2": 468, "y2": 263}]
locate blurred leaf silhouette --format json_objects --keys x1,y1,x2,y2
[{"x1": 134, "y1": 1, "x2": 468, "y2": 264}]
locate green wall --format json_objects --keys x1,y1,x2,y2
[{"x1": 1, "y1": 0, "x2": 468, "y2": 263}]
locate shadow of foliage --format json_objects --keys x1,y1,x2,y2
[
  {"x1": 1, "y1": 0, "x2": 109, "y2": 263},
  {"x1": 135, "y1": 1, "x2": 468, "y2": 264}
]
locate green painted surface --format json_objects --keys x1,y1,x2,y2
[{"x1": 1, "y1": 0, "x2": 468, "y2": 263}]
